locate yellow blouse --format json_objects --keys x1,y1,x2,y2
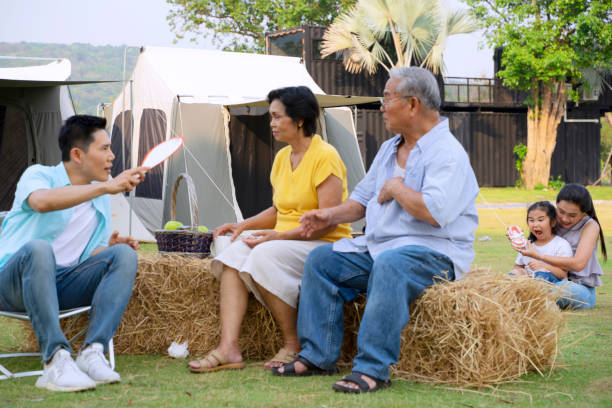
[{"x1": 270, "y1": 135, "x2": 352, "y2": 242}]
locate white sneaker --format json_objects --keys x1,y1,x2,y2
[
  {"x1": 35, "y1": 349, "x2": 96, "y2": 392},
  {"x1": 76, "y1": 343, "x2": 120, "y2": 385}
]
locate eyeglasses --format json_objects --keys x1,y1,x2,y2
[{"x1": 379, "y1": 96, "x2": 410, "y2": 106}]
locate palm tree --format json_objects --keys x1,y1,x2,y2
[{"x1": 321, "y1": 0, "x2": 477, "y2": 75}]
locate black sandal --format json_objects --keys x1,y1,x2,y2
[
  {"x1": 332, "y1": 371, "x2": 392, "y2": 394},
  {"x1": 271, "y1": 356, "x2": 338, "y2": 377}
]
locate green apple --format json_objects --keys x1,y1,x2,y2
[
  {"x1": 164, "y1": 220, "x2": 183, "y2": 230},
  {"x1": 197, "y1": 225, "x2": 209, "y2": 233}
]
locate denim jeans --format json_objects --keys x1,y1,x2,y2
[
  {"x1": 555, "y1": 280, "x2": 596, "y2": 310},
  {"x1": 533, "y1": 270, "x2": 561, "y2": 284},
  {"x1": 529, "y1": 270, "x2": 595, "y2": 310},
  {"x1": 297, "y1": 244, "x2": 454, "y2": 381},
  {"x1": 0, "y1": 240, "x2": 138, "y2": 362}
]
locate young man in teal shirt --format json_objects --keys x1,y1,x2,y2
[{"x1": 0, "y1": 115, "x2": 147, "y2": 392}]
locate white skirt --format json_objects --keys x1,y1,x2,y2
[{"x1": 211, "y1": 239, "x2": 327, "y2": 309}]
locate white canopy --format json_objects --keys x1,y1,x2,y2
[{"x1": 104, "y1": 46, "x2": 369, "y2": 240}]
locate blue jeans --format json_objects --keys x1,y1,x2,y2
[
  {"x1": 555, "y1": 280, "x2": 596, "y2": 310},
  {"x1": 0, "y1": 240, "x2": 138, "y2": 362},
  {"x1": 533, "y1": 270, "x2": 561, "y2": 283},
  {"x1": 297, "y1": 244, "x2": 454, "y2": 381},
  {"x1": 530, "y1": 271, "x2": 596, "y2": 310}
]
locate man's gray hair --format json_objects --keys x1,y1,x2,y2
[{"x1": 389, "y1": 66, "x2": 441, "y2": 111}]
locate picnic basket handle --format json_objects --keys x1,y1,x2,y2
[{"x1": 170, "y1": 173, "x2": 199, "y2": 230}]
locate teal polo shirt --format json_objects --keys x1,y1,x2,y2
[{"x1": 0, "y1": 162, "x2": 111, "y2": 269}]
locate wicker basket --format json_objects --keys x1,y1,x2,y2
[{"x1": 154, "y1": 173, "x2": 213, "y2": 257}]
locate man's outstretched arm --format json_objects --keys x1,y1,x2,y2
[{"x1": 27, "y1": 167, "x2": 147, "y2": 213}]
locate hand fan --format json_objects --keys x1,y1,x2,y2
[{"x1": 141, "y1": 137, "x2": 184, "y2": 169}]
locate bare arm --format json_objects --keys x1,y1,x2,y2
[
  {"x1": 527, "y1": 260, "x2": 568, "y2": 279},
  {"x1": 90, "y1": 231, "x2": 140, "y2": 257},
  {"x1": 214, "y1": 206, "x2": 277, "y2": 241},
  {"x1": 244, "y1": 174, "x2": 345, "y2": 246},
  {"x1": 510, "y1": 264, "x2": 529, "y2": 275},
  {"x1": 299, "y1": 199, "x2": 365, "y2": 239},
  {"x1": 27, "y1": 167, "x2": 148, "y2": 213},
  {"x1": 240, "y1": 206, "x2": 277, "y2": 231},
  {"x1": 377, "y1": 177, "x2": 438, "y2": 226},
  {"x1": 521, "y1": 222, "x2": 600, "y2": 272}
]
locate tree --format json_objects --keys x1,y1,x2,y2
[
  {"x1": 320, "y1": 0, "x2": 477, "y2": 75},
  {"x1": 465, "y1": 0, "x2": 612, "y2": 189},
  {"x1": 166, "y1": 0, "x2": 357, "y2": 52}
]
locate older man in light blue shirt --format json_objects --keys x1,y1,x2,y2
[{"x1": 272, "y1": 67, "x2": 479, "y2": 393}]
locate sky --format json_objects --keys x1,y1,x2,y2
[{"x1": 0, "y1": 0, "x2": 493, "y2": 78}]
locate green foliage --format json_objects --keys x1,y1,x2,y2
[
  {"x1": 602, "y1": 117, "x2": 612, "y2": 163},
  {"x1": 321, "y1": 0, "x2": 477, "y2": 75},
  {"x1": 548, "y1": 174, "x2": 565, "y2": 191},
  {"x1": 512, "y1": 142, "x2": 527, "y2": 187},
  {"x1": 166, "y1": 0, "x2": 357, "y2": 52},
  {"x1": 0, "y1": 42, "x2": 138, "y2": 115},
  {"x1": 464, "y1": 0, "x2": 612, "y2": 100}
]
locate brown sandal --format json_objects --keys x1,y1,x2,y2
[
  {"x1": 264, "y1": 348, "x2": 299, "y2": 369},
  {"x1": 188, "y1": 350, "x2": 245, "y2": 373}
]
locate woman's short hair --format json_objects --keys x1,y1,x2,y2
[
  {"x1": 389, "y1": 66, "x2": 441, "y2": 111},
  {"x1": 267, "y1": 86, "x2": 320, "y2": 137}
]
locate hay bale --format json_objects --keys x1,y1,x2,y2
[
  {"x1": 21, "y1": 259, "x2": 564, "y2": 385},
  {"x1": 393, "y1": 269, "x2": 565, "y2": 385},
  {"x1": 21, "y1": 253, "x2": 360, "y2": 362}
]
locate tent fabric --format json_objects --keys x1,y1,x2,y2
[
  {"x1": 0, "y1": 59, "x2": 71, "y2": 81},
  {"x1": 105, "y1": 46, "x2": 370, "y2": 239},
  {"x1": 0, "y1": 61, "x2": 72, "y2": 211},
  {"x1": 164, "y1": 103, "x2": 242, "y2": 228},
  {"x1": 0, "y1": 79, "x2": 121, "y2": 88},
  {"x1": 0, "y1": 105, "x2": 29, "y2": 210},
  {"x1": 227, "y1": 94, "x2": 379, "y2": 109},
  {"x1": 0, "y1": 60, "x2": 153, "y2": 240}
]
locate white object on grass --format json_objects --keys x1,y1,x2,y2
[{"x1": 168, "y1": 341, "x2": 189, "y2": 359}]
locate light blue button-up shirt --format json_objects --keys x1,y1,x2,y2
[
  {"x1": 333, "y1": 118, "x2": 479, "y2": 279},
  {"x1": 0, "y1": 163, "x2": 111, "y2": 269}
]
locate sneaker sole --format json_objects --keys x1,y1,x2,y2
[
  {"x1": 93, "y1": 378, "x2": 121, "y2": 385},
  {"x1": 36, "y1": 381, "x2": 96, "y2": 392}
]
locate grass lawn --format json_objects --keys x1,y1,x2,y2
[
  {"x1": 1, "y1": 198, "x2": 611, "y2": 407},
  {"x1": 477, "y1": 186, "x2": 612, "y2": 204}
]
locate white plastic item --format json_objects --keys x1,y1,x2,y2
[
  {"x1": 167, "y1": 341, "x2": 189, "y2": 359},
  {"x1": 211, "y1": 235, "x2": 232, "y2": 257}
]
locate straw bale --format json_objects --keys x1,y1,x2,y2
[
  {"x1": 393, "y1": 269, "x2": 565, "y2": 385},
  {"x1": 21, "y1": 259, "x2": 564, "y2": 386},
  {"x1": 21, "y1": 253, "x2": 361, "y2": 362}
]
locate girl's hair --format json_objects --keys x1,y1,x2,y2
[
  {"x1": 527, "y1": 201, "x2": 558, "y2": 242},
  {"x1": 557, "y1": 184, "x2": 607, "y2": 261}
]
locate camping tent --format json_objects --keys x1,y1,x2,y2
[
  {"x1": 103, "y1": 46, "x2": 376, "y2": 238},
  {"x1": 0, "y1": 58, "x2": 152, "y2": 239},
  {"x1": 0, "y1": 59, "x2": 74, "y2": 211}
]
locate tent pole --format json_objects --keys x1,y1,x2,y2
[{"x1": 128, "y1": 77, "x2": 134, "y2": 237}]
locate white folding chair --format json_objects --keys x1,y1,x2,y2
[{"x1": 0, "y1": 306, "x2": 115, "y2": 380}]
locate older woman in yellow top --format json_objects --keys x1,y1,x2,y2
[{"x1": 188, "y1": 86, "x2": 352, "y2": 373}]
